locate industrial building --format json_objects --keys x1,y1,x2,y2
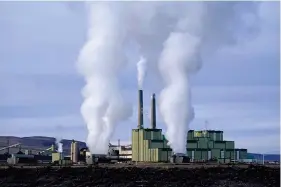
[
  {"x1": 131, "y1": 89, "x2": 248, "y2": 163},
  {"x1": 51, "y1": 140, "x2": 79, "y2": 164},
  {"x1": 186, "y1": 130, "x2": 247, "y2": 163},
  {"x1": 132, "y1": 90, "x2": 172, "y2": 162},
  {"x1": 109, "y1": 141, "x2": 132, "y2": 159},
  {"x1": 118, "y1": 144, "x2": 132, "y2": 159},
  {"x1": 0, "y1": 90, "x2": 249, "y2": 165}
]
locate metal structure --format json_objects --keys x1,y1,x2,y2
[
  {"x1": 0, "y1": 143, "x2": 21, "y2": 151},
  {"x1": 38, "y1": 144, "x2": 56, "y2": 155}
]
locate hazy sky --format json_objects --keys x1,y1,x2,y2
[{"x1": 0, "y1": 1, "x2": 279, "y2": 153}]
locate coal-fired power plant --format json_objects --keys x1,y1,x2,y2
[
  {"x1": 131, "y1": 88, "x2": 249, "y2": 163},
  {"x1": 132, "y1": 90, "x2": 173, "y2": 162},
  {"x1": 138, "y1": 90, "x2": 144, "y2": 129},
  {"x1": 70, "y1": 1, "x2": 260, "y2": 166}
]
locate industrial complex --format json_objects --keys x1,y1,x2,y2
[
  {"x1": 132, "y1": 89, "x2": 248, "y2": 163},
  {"x1": 0, "y1": 89, "x2": 267, "y2": 166}
]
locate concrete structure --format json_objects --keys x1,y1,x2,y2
[
  {"x1": 108, "y1": 142, "x2": 132, "y2": 159},
  {"x1": 70, "y1": 140, "x2": 79, "y2": 163},
  {"x1": 86, "y1": 152, "x2": 95, "y2": 164},
  {"x1": 186, "y1": 130, "x2": 248, "y2": 163},
  {"x1": 118, "y1": 145, "x2": 132, "y2": 159},
  {"x1": 138, "y1": 90, "x2": 144, "y2": 129},
  {"x1": 150, "y1": 94, "x2": 156, "y2": 129},
  {"x1": 132, "y1": 92, "x2": 172, "y2": 162},
  {"x1": 132, "y1": 129, "x2": 172, "y2": 162},
  {"x1": 52, "y1": 152, "x2": 63, "y2": 163}
]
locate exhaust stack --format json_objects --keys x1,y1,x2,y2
[
  {"x1": 151, "y1": 93, "x2": 156, "y2": 129},
  {"x1": 138, "y1": 90, "x2": 144, "y2": 129}
]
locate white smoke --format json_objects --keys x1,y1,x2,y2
[
  {"x1": 157, "y1": 2, "x2": 259, "y2": 153},
  {"x1": 137, "y1": 56, "x2": 147, "y2": 88},
  {"x1": 55, "y1": 138, "x2": 63, "y2": 153},
  {"x1": 77, "y1": 2, "x2": 132, "y2": 154},
  {"x1": 58, "y1": 143, "x2": 63, "y2": 153},
  {"x1": 76, "y1": 2, "x2": 260, "y2": 154},
  {"x1": 159, "y1": 33, "x2": 201, "y2": 153}
]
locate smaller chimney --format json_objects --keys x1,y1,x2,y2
[
  {"x1": 151, "y1": 93, "x2": 156, "y2": 129},
  {"x1": 138, "y1": 90, "x2": 144, "y2": 129}
]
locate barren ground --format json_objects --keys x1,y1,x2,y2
[{"x1": 0, "y1": 165, "x2": 279, "y2": 187}]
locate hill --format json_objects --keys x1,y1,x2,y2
[
  {"x1": 0, "y1": 136, "x2": 86, "y2": 155},
  {"x1": 247, "y1": 153, "x2": 280, "y2": 162}
]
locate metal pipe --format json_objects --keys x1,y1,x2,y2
[
  {"x1": 151, "y1": 93, "x2": 156, "y2": 129},
  {"x1": 138, "y1": 90, "x2": 144, "y2": 129}
]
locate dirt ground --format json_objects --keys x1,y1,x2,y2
[{"x1": 0, "y1": 165, "x2": 279, "y2": 187}]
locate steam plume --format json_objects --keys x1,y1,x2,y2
[
  {"x1": 159, "y1": 33, "x2": 201, "y2": 153},
  {"x1": 157, "y1": 2, "x2": 259, "y2": 153},
  {"x1": 137, "y1": 56, "x2": 147, "y2": 88},
  {"x1": 58, "y1": 143, "x2": 63, "y2": 153},
  {"x1": 77, "y1": 2, "x2": 132, "y2": 154},
  {"x1": 55, "y1": 138, "x2": 63, "y2": 153},
  {"x1": 76, "y1": 2, "x2": 259, "y2": 154}
]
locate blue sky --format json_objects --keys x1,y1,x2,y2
[{"x1": 0, "y1": 2, "x2": 279, "y2": 154}]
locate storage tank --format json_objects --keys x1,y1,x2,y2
[{"x1": 71, "y1": 140, "x2": 79, "y2": 163}]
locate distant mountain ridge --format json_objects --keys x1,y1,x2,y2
[
  {"x1": 0, "y1": 136, "x2": 86, "y2": 155},
  {"x1": 247, "y1": 153, "x2": 280, "y2": 161}
]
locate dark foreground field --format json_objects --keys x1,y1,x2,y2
[{"x1": 0, "y1": 165, "x2": 279, "y2": 187}]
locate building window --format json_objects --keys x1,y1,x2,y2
[
  {"x1": 220, "y1": 150, "x2": 225, "y2": 158},
  {"x1": 208, "y1": 151, "x2": 211, "y2": 160}
]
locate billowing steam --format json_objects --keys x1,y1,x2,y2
[
  {"x1": 137, "y1": 56, "x2": 147, "y2": 88},
  {"x1": 55, "y1": 138, "x2": 63, "y2": 153},
  {"x1": 157, "y1": 2, "x2": 259, "y2": 153},
  {"x1": 77, "y1": 2, "x2": 132, "y2": 154},
  {"x1": 159, "y1": 33, "x2": 201, "y2": 153},
  {"x1": 55, "y1": 125, "x2": 63, "y2": 153},
  {"x1": 58, "y1": 143, "x2": 63, "y2": 153},
  {"x1": 77, "y1": 2, "x2": 260, "y2": 154}
]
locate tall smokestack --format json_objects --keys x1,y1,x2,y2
[
  {"x1": 138, "y1": 90, "x2": 144, "y2": 129},
  {"x1": 151, "y1": 93, "x2": 156, "y2": 129}
]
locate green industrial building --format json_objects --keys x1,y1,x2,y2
[
  {"x1": 131, "y1": 90, "x2": 247, "y2": 163},
  {"x1": 132, "y1": 128, "x2": 172, "y2": 162},
  {"x1": 132, "y1": 91, "x2": 172, "y2": 162},
  {"x1": 186, "y1": 130, "x2": 247, "y2": 163}
]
